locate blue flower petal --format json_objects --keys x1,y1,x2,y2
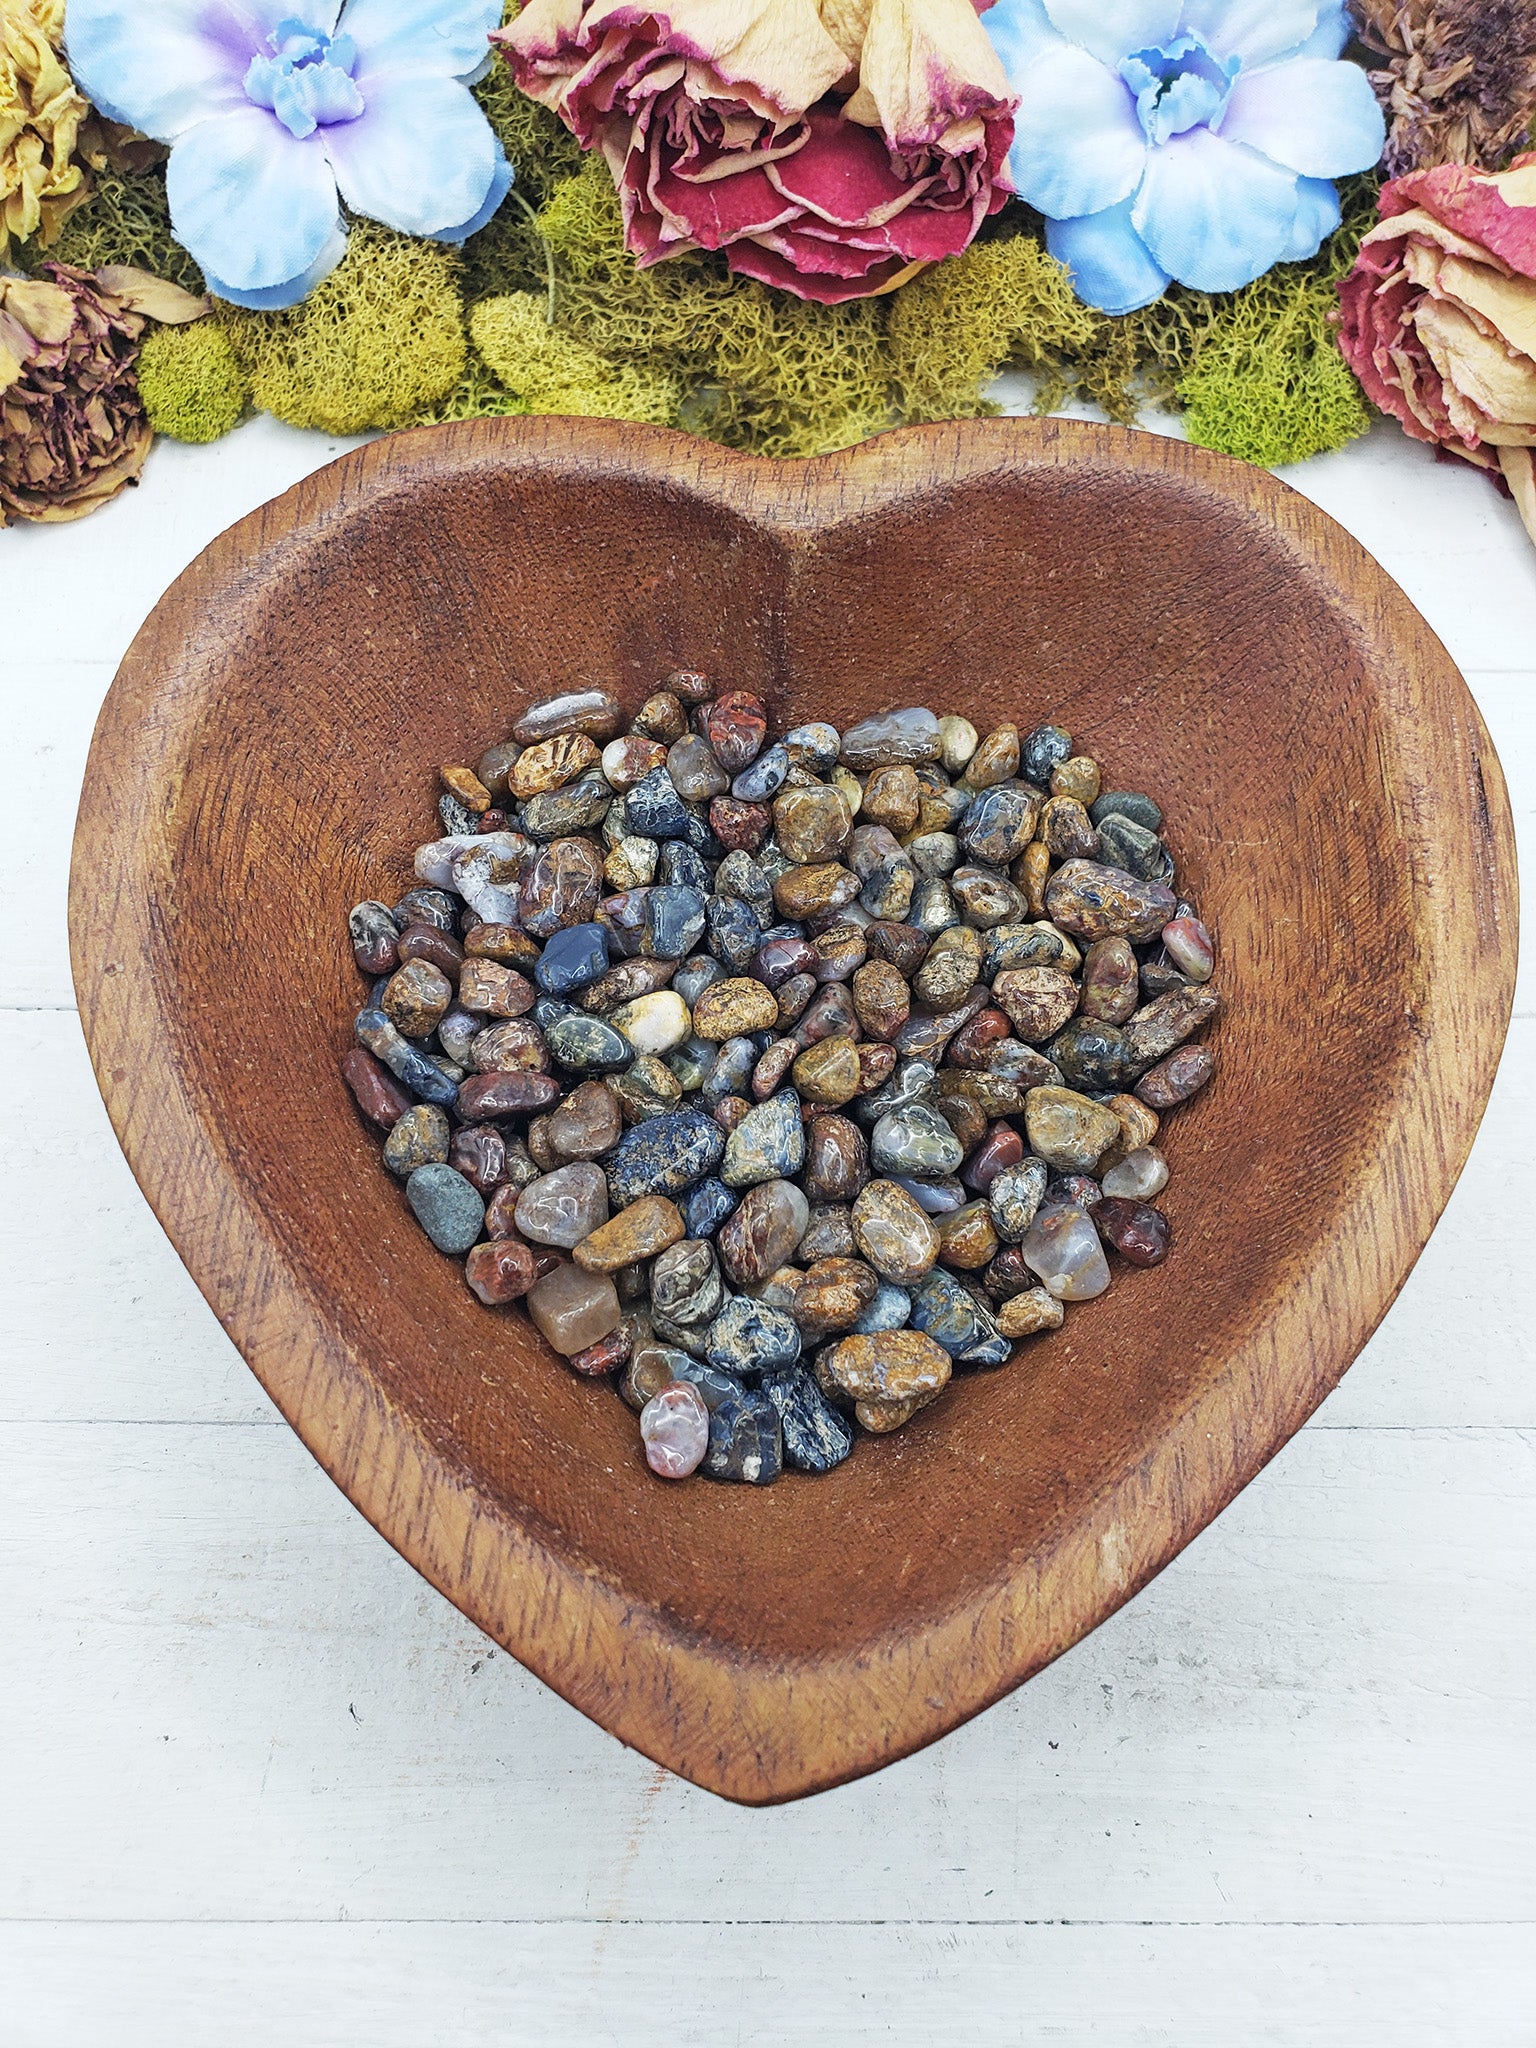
[
  {"x1": 166, "y1": 106, "x2": 343, "y2": 295},
  {"x1": 422, "y1": 145, "x2": 513, "y2": 243},
  {"x1": 1042, "y1": 0, "x2": 1179, "y2": 69},
  {"x1": 64, "y1": 0, "x2": 311, "y2": 141},
  {"x1": 203, "y1": 229, "x2": 350, "y2": 309},
  {"x1": 1003, "y1": 38, "x2": 1146, "y2": 218},
  {"x1": 1047, "y1": 198, "x2": 1171, "y2": 314},
  {"x1": 1132, "y1": 128, "x2": 1302, "y2": 292},
  {"x1": 982, "y1": 0, "x2": 1071, "y2": 76},
  {"x1": 1292, "y1": 1, "x2": 1350, "y2": 58},
  {"x1": 1276, "y1": 173, "x2": 1340, "y2": 261},
  {"x1": 336, "y1": 0, "x2": 502, "y2": 78},
  {"x1": 1175, "y1": 0, "x2": 1319, "y2": 67},
  {"x1": 1219, "y1": 56, "x2": 1385, "y2": 178},
  {"x1": 321, "y1": 71, "x2": 495, "y2": 237}
]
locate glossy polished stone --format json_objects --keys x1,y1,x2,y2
[
  {"x1": 641, "y1": 1381, "x2": 710, "y2": 1479},
  {"x1": 850, "y1": 1178, "x2": 941, "y2": 1284},
  {"x1": 605, "y1": 1109, "x2": 725, "y2": 1202},
  {"x1": 405, "y1": 1164, "x2": 486, "y2": 1254},
  {"x1": 513, "y1": 1162, "x2": 610, "y2": 1248},
  {"x1": 722, "y1": 1089, "x2": 806, "y2": 1187},
  {"x1": 1020, "y1": 1203, "x2": 1111, "y2": 1300},
  {"x1": 717, "y1": 1177, "x2": 810, "y2": 1286}
]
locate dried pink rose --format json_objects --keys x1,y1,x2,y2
[
  {"x1": 1337, "y1": 155, "x2": 1536, "y2": 543},
  {"x1": 496, "y1": 0, "x2": 1015, "y2": 303}
]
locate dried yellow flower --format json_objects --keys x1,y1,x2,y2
[{"x1": 1, "y1": 0, "x2": 91, "y2": 255}]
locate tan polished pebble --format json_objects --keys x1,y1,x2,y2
[
  {"x1": 819, "y1": 1328, "x2": 951, "y2": 1406},
  {"x1": 631, "y1": 690, "x2": 686, "y2": 743},
  {"x1": 509, "y1": 731, "x2": 600, "y2": 798},
  {"x1": 851, "y1": 1178, "x2": 941, "y2": 1284},
  {"x1": 773, "y1": 861, "x2": 861, "y2": 919},
  {"x1": 1051, "y1": 755, "x2": 1101, "y2": 804},
  {"x1": 1019, "y1": 838, "x2": 1052, "y2": 916},
  {"x1": 992, "y1": 965, "x2": 1079, "y2": 1043},
  {"x1": 604, "y1": 836, "x2": 659, "y2": 890},
  {"x1": 600, "y1": 735, "x2": 668, "y2": 789},
  {"x1": 1044, "y1": 858, "x2": 1176, "y2": 942},
  {"x1": 997, "y1": 1286, "x2": 1065, "y2": 1338},
  {"x1": 440, "y1": 763, "x2": 491, "y2": 812},
  {"x1": 459, "y1": 958, "x2": 536, "y2": 1017},
  {"x1": 1025, "y1": 1085, "x2": 1122, "y2": 1173},
  {"x1": 854, "y1": 1394, "x2": 928, "y2": 1434},
  {"x1": 937, "y1": 713, "x2": 978, "y2": 775},
  {"x1": 526, "y1": 1261, "x2": 622, "y2": 1356},
  {"x1": 469, "y1": 1018, "x2": 548, "y2": 1073},
  {"x1": 772, "y1": 784, "x2": 854, "y2": 863},
  {"x1": 961, "y1": 723, "x2": 1019, "y2": 789},
  {"x1": 381, "y1": 959, "x2": 451, "y2": 1037},
  {"x1": 691, "y1": 976, "x2": 779, "y2": 1039},
  {"x1": 1105, "y1": 1093, "x2": 1159, "y2": 1158},
  {"x1": 573, "y1": 1196, "x2": 685, "y2": 1271},
  {"x1": 912, "y1": 925, "x2": 981, "y2": 1008},
  {"x1": 609, "y1": 989, "x2": 692, "y2": 1053},
  {"x1": 851, "y1": 958, "x2": 910, "y2": 1040},
  {"x1": 383, "y1": 1104, "x2": 450, "y2": 1177},
  {"x1": 791, "y1": 1035, "x2": 862, "y2": 1106},
  {"x1": 937, "y1": 1200, "x2": 999, "y2": 1270},
  {"x1": 861, "y1": 764, "x2": 920, "y2": 834}
]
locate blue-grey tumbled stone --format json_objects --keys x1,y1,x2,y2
[
  {"x1": 851, "y1": 1056, "x2": 936, "y2": 1129},
  {"x1": 544, "y1": 1012, "x2": 632, "y2": 1074},
  {"x1": 706, "y1": 892, "x2": 761, "y2": 972},
  {"x1": 1096, "y1": 810, "x2": 1166, "y2": 881},
  {"x1": 1090, "y1": 789, "x2": 1163, "y2": 833},
  {"x1": 658, "y1": 840, "x2": 713, "y2": 891},
  {"x1": 892, "y1": 1173, "x2": 966, "y2": 1215},
  {"x1": 764, "y1": 1370, "x2": 853, "y2": 1473},
  {"x1": 643, "y1": 884, "x2": 707, "y2": 959},
  {"x1": 702, "y1": 1036, "x2": 758, "y2": 1104},
  {"x1": 989, "y1": 1157, "x2": 1049, "y2": 1242},
  {"x1": 1021, "y1": 722, "x2": 1072, "y2": 786},
  {"x1": 673, "y1": 953, "x2": 725, "y2": 1007},
  {"x1": 853, "y1": 1282, "x2": 911, "y2": 1334},
  {"x1": 666, "y1": 1035, "x2": 716, "y2": 1092},
  {"x1": 982, "y1": 924, "x2": 1065, "y2": 977},
  {"x1": 960, "y1": 785, "x2": 1036, "y2": 865},
  {"x1": 703, "y1": 1388, "x2": 783, "y2": 1483},
  {"x1": 722, "y1": 1088, "x2": 806, "y2": 1187},
  {"x1": 731, "y1": 743, "x2": 788, "y2": 802},
  {"x1": 532, "y1": 995, "x2": 576, "y2": 1032},
  {"x1": 908, "y1": 1269, "x2": 1010, "y2": 1365},
  {"x1": 706, "y1": 1295, "x2": 802, "y2": 1378},
  {"x1": 667, "y1": 1355, "x2": 739, "y2": 1411},
  {"x1": 520, "y1": 777, "x2": 612, "y2": 839},
  {"x1": 606, "y1": 1109, "x2": 725, "y2": 1203},
  {"x1": 649, "y1": 1238, "x2": 724, "y2": 1353},
  {"x1": 871, "y1": 1102, "x2": 963, "y2": 1177},
  {"x1": 405, "y1": 1163, "x2": 485, "y2": 1254},
  {"x1": 910, "y1": 875, "x2": 960, "y2": 936},
  {"x1": 714, "y1": 850, "x2": 775, "y2": 921},
  {"x1": 782, "y1": 721, "x2": 840, "y2": 773},
  {"x1": 681, "y1": 1176, "x2": 738, "y2": 1239},
  {"x1": 625, "y1": 766, "x2": 694, "y2": 841},
  {"x1": 439, "y1": 792, "x2": 477, "y2": 836},
  {"x1": 354, "y1": 1007, "x2": 459, "y2": 1107},
  {"x1": 534, "y1": 920, "x2": 610, "y2": 994}
]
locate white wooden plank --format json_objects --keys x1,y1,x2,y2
[
  {"x1": 2, "y1": 1420, "x2": 1530, "y2": 1925},
  {"x1": 5, "y1": 1922, "x2": 1532, "y2": 2048},
  {"x1": 7, "y1": 1006, "x2": 1531, "y2": 1428}
]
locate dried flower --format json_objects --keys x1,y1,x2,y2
[
  {"x1": 1336, "y1": 155, "x2": 1536, "y2": 545},
  {"x1": 0, "y1": 259, "x2": 203, "y2": 521},
  {"x1": 498, "y1": 0, "x2": 1015, "y2": 304},
  {"x1": 1, "y1": 0, "x2": 94, "y2": 253},
  {"x1": 1352, "y1": 0, "x2": 1536, "y2": 178}
]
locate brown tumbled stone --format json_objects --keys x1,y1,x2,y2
[
  {"x1": 547, "y1": 1078, "x2": 623, "y2": 1159},
  {"x1": 937, "y1": 1200, "x2": 999, "y2": 1270},
  {"x1": 382, "y1": 959, "x2": 452, "y2": 1037},
  {"x1": 913, "y1": 926, "x2": 981, "y2": 1009},
  {"x1": 513, "y1": 689, "x2": 623, "y2": 744},
  {"x1": 1024, "y1": 1086, "x2": 1122, "y2": 1172},
  {"x1": 1019, "y1": 839, "x2": 1051, "y2": 917},
  {"x1": 798, "y1": 1204, "x2": 857, "y2": 1262},
  {"x1": 961, "y1": 723, "x2": 1019, "y2": 789},
  {"x1": 692, "y1": 976, "x2": 780, "y2": 1040},
  {"x1": 803, "y1": 1113, "x2": 869, "y2": 1202},
  {"x1": 1079, "y1": 936, "x2": 1140, "y2": 1024},
  {"x1": 457, "y1": 1071, "x2": 562, "y2": 1120},
  {"x1": 793, "y1": 1256, "x2": 879, "y2": 1337},
  {"x1": 463, "y1": 922, "x2": 541, "y2": 968},
  {"x1": 818, "y1": 1328, "x2": 951, "y2": 1408},
  {"x1": 510, "y1": 731, "x2": 600, "y2": 798},
  {"x1": 1135, "y1": 1043, "x2": 1215, "y2": 1107},
  {"x1": 861, "y1": 764, "x2": 921, "y2": 833},
  {"x1": 1040, "y1": 794, "x2": 1100, "y2": 861},
  {"x1": 631, "y1": 690, "x2": 687, "y2": 742},
  {"x1": 750, "y1": 1037, "x2": 800, "y2": 1100},
  {"x1": 997, "y1": 1285, "x2": 1065, "y2": 1338},
  {"x1": 569, "y1": 1324, "x2": 633, "y2": 1376},
  {"x1": 851, "y1": 958, "x2": 910, "y2": 1041},
  {"x1": 851, "y1": 1178, "x2": 940, "y2": 1284},
  {"x1": 342, "y1": 1048, "x2": 413, "y2": 1129},
  {"x1": 773, "y1": 861, "x2": 861, "y2": 919},
  {"x1": 812, "y1": 921, "x2": 867, "y2": 983},
  {"x1": 773, "y1": 784, "x2": 854, "y2": 863},
  {"x1": 465, "y1": 1235, "x2": 539, "y2": 1304},
  {"x1": 776, "y1": 973, "x2": 817, "y2": 1026},
  {"x1": 714, "y1": 1095, "x2": 752, "y2": 1133},
  {"x1": 949, "y1": 1008, "x2": 1011, "y2": 1068},
  {"x1": 710, "y1": 796, "x2": 772, "y2": 851},
  {"x1": 1123, "y1": 985, "x2": 1222, "y2": 1071},
  {"x1": 449, "y1": 1122, "x2": 508, "y2": 1194},
  {"x1": 1045, "y1": 858, "x2": 1177, "y2": 942},
  {"x1": 702, "y1": 690, "x2": 768, "y2": 773},
  {"x1": 459, "y1": 958, "x2": 537, "y2": 1018},
  {"x1": 579, "y1": 956, "x2": 675, "y2": 1014},
  {"x1": 441, "y1": 763, "x2": 492, "y2": 812},
  {"x1": 864, "y1": 920, "x2": 929, "y2": 976},
  {"x1": 469, "y1": 1018, "x2": 548, "y2": 1073},
  {"x1": 474, "y1": 740, "x2": 521, "y2": 795},
  {"x1": 1050, "y1": 756, "x2": 1101, "y2": 803},
  {"x1": 992, "y1": 966, "x2": 1079, "y2": 1044},
  {"x1": 856, "y1": 1042, "x2": 898, "y2": 1092},
  {"x1": 398, "y1": 923, "x2": 465, "y2": 978},
  {"x1": 573, "y1": 1196, "x2": 685, "y2": 1271}
]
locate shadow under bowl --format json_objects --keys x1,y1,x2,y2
[{"x1": 70, "y1": 416, "x2": 1517, "y2": 1803}]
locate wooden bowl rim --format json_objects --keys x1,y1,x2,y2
[{"x1": 70, "y1": 415, "x2": 1518, "y2": 1803}]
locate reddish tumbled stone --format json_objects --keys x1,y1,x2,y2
[
  {"x1": 803, "y1": 1114, "x2": 868, "y2": 1202},
  {"x1": 398, "y1": 923, "x2": 465, "y2": 978},
  {"x1": 477, "y1": 808, "x2": 508, "y2": 833},
  {"x1": 465, "y1": 1235, "x2": 539, "y2": 1304},
  {"x1": 457, "y1": 1071, "x2": 562, "y2": 1120},
  {"x1": 449, "y1": 1122, "x2": 508, "y2": 1194},
  {"x1": 459, "y1": 959, "x2": 536, "y2": 1018},
  {"x1": 796, "y1": 981, "x2": 857, "y2": 1046},
  {"x1": 864, "y1": 921, "x2": 930, "y2": 976},
  {"x1": 775, "y1": 973, "x2": 817, "y2": 1026},
  {"x1": 714, "y1": 1094, "x2": 752, "y2": 1133},
  {"x1": 751, "y1": 1037, "x2": 800, "y2": 1100},
  {"x1": 709, "y1": 796, "x2": 772, "y2": 851},
  {"x1": 1135, "y1": 1043, "x2": 1215, "y2": 1108},
  {"x1": 702, "y1": 689, "x2": 768, "y2": 772},
  {"x1": 855, "y1": 1042, "x2": 897, "y2": 1092},
  {"x1": 483, "y1": 1184, "x2": 522, "y2": 1237},
  {"x1": 341, "y1": 1048, "x2": 412, "y2": 1129},
  {"x1": 753, "y1": 935, "x2": 817, "y2": 988},
  {"x1": 569, "y1": 1323, "x2": 634, "y2": 1376},
  {"x1": 949, "y1": 1007, "x2": 1012, "y2": 1068},
  {"x1": 1094, "y1": 1196, "x2": 1171, "y2": 1265},
  {"x1": 961, "y1": 1119, "x2": 1025, "y2": 1192}
]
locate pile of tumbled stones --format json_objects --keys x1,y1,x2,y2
[{"x1": 342, "y1": 677, "x2": 1220, "y2": 1486}]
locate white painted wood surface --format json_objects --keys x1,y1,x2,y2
[{"x1": 3, "y1": 410, "x2": 1534, "y2": 2047}]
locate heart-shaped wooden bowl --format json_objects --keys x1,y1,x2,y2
[{"x1": 71, "y1": 416, "x2": 1516, "y2": 1803}]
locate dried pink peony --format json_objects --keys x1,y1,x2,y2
[
  {"x1": 1337, "y1": 155, "x2": 1536, "y2": 544},
  {"x1": 496, "y1": 0, "x2": 1015, "y2": 303}
]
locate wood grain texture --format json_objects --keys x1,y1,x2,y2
[{"x1": 67, "y1": 415, "x2": 1518, "y2": 1804}]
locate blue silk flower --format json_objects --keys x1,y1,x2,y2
[
  {"x1": 983, "y1": 0, "x2": 1386, "y2": 312},
  {"x1": 65, "y1": 0, "x2": 511, "y2": 307}
]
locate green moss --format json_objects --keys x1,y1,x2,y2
[
  {"x1": 470, "y1": 291, "x2": 680, "y2": 422},
  {"x1": 220, "y1": 221, "x2": 466, "y2": 433},
  {"x1": 41, "y1": 166, "x2": 204, "y2": 293},
  {"x1": 138, "y1": 321, "x2": 250, "y2": 442},
  {"x1": 1177, "y1": 275, "x2": 1371, "y2": 466}
]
